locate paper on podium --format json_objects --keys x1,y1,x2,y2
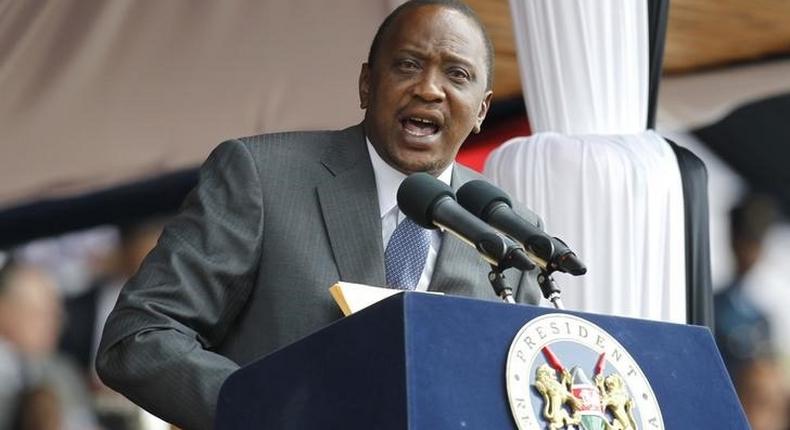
[{"x1": 329, "y1": 282, "x2": 443, "y2": 316}]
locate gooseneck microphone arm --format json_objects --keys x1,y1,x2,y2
[
  {"x1": 456, "y1": 180, "x2": 587, "y2": 309},
  {"x1": 428, "y1": 210, "x2": 535, "y2": 272},
  {"x1": 456, "y1": 180, "x2": 587, "y2": 276}
]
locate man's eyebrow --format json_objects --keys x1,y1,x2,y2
[
  {"x1": 443, "y1": 53, "x2": 476, "y2": 69},
  {"x1": 393, "y1": 48, "x2": 427, "y2": 59},
  {"x1": 395, "y1": 48, "x2": 477, "y2": 69}
]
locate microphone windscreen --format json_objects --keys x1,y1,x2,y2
[
  {"x1": 397, "y1": 173, "x2": 455, "y2": 229},
  {"x1": 456, "y1": 180, "x2": 512, "y2": 219}
]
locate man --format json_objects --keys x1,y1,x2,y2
[
  {"x1": 0, "y1": 258, "x2": 98, "y2": 430},
  {"x1": 0, "y1": 258, "x2": 64, "y2": 430},
  {"x1": 714, "y1": 194, "x2": 778, "y2": 376},
  {"x1": 97, "y1": 1, "x2": 542, "y2": 428},
  {"x1": 60, "y1": 220, "x2": 164, "y2": 379}
]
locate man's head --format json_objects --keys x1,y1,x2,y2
[
  {"x1": 729, "y1": 194, "x2": 778, "y2": 276},
  {"x1": 117, "y1": 219, "x2": 164, "y2": 278},
  {"x1": 0, "y1": 258, "x2": 62, "y2": 358},
  {"x1": 360, "y1": 0, "x2": 494, "y2": 176},
  {"x1": 367, "y1": 1, "x2": 494, "y2": 92}
]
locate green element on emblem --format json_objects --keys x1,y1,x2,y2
[
  {"x1": 580, "y1": 415, "x2": 607, "y2": 430},
  {"x1": 571, "y1": 367, "x2": 606, "y2": 430}
]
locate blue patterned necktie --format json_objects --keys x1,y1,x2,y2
[{"x1": 384, "y1": 217, "x2": 431, "y2": 290}]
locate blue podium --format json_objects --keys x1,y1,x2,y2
[{"x1": 215, "y1": 293, "x2": 747, "y2": 429}]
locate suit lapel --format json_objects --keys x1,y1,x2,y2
[
  {"x1": 316, "y1": 137, "x2": 490, "y2": 295},
  {"x1": 316, "y1": 125, "x2": 386, "y2": 287}
]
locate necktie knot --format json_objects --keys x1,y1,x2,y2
[{"x1": 384, "y1": 217, "x2": 431, "y2": 290}]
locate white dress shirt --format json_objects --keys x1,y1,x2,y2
[{"x1": 366, "y1": 139, "x2": 452, "y2": 291}]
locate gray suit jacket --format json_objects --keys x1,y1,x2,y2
[{"x1": 96, "y1": 124, "x2": 541, "y2": 429}]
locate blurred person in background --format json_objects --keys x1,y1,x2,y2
[
  {"x1": 714, "y1": 194, "x2": 788, "y2": 430},
  {"x1": 0, "y1": 255, "x2": 98, "y2": 430},
  {"x1": 12, "y1": 384, "x2": 62, "y2": 430},
  {"x1": 58, "y1": 219, "x2": 165, "y2": 430},
  {"x1": 60, "y1": 220, "x2": 164, "y2": 381},
  {"x1": 715, "y1": 195, "x2": 778, "y2": 372},
  {"x1": 733, "y1": 357, "x2": 788, "y2": 430}
]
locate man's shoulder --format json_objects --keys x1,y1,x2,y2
[
  {"x1": 453, "y1": 163, "x2": 488, "y2": 183},
  {"x1": 236, "y1": 129, "x2": 333, "y2": 148},
  {"x1": 234, "y1": 124, "x2": 363, "y2": 153},
  {"x1": 204, "y1": 124, "x2": 363, "y2": 170},
  {"x1": 453, "y1": 164, "x2": 542, "y2": 228},
  {"x1": 201, "y1": 124, "x2": 366, "y2": 184}
]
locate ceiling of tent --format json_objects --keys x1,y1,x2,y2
[
  {"x1": 467, "y1": 0, "x2": 790, "y2": 100},
  {"x1": 1, "y1": 0, "x2": 788, "y2": 210},
  {"x1": 0, "y1": 0, "x2": 391, "y2": 209}
]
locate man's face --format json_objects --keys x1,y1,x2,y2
[{"x1": 360, "y1": 5, "x2": 493, "y2": 176}]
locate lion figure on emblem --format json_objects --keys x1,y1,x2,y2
[
  {"x1": 596, "y1": 374, "x2": 638, "y2": 430},
  {"x1": 534, "y1": 364, "x2": 581, "y2": 429}
]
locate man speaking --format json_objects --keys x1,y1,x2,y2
[{"x1": 97, "y1": 1, "x2": 542, "y2": 428}]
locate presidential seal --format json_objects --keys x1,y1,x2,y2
[{"x1": 506, "y1": 314, "x2": 664, "y2": 430}]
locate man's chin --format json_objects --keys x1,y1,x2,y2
[
  {"x1": 372, "y1": 140, "x2": 450, "y2": 176},
  {"x1": 391, "y1": 157, "x2": 448, "y2": 176}
]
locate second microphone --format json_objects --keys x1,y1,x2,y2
[{"x1": 397, "y1": 173, "x2": 535, "y2": 272}]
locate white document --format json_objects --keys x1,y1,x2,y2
[{"x1": 329, "y1": 282, "x2": 443, "y2": 316}]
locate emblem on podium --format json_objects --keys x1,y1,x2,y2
[{"x1": 506, "y1": 314, "x2": 664, "y2": 429}]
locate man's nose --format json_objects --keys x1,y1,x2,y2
[{"x1": 413, "y1": 69, "x2": 445, "y2": 102}]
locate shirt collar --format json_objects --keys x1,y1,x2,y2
[{"x1": 366, "y1": 138, "x2": 453, "y2": 217}]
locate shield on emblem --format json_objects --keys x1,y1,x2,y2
[{"x1": 570, "y1": 367, "x2": 606, "y2": 430}]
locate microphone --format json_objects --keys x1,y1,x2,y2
[
  {"x1": 397, "y1": 173, "x2": 535, "y2": 272},
  {"x1": 456, "y1": 180, "x2": 587, "y2": 276}
]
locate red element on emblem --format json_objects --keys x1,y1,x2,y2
[
  {"x1": 572, "y1": 385, "x2": 603, "y2": 413},
  {"x1": 594, "y1": 352, "x2": 606, "y2": 376},
  {"x1": 541, "y1": 346, "x2": 565, "y2": 373}
]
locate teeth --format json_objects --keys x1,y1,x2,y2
[
  {"x1": 403, "y1": 116, "x2": 439, "y2": 137},
  {"x1": 409, "y1": 117, "x2": 435, "y2": 125}
]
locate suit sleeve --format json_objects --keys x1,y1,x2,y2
[{"x1": 96, "y1": 139, "x2": 264, "y2": 430}]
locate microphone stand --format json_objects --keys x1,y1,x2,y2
[
  {"x1": 488, "y1": 265, "x2": 516, "y2": 304},
  {"x1": 488, "y1": 265, "x2": 566, "y2": 309},
  {"x1": 537, "y1": 270, "x2": 565, "y2": 310}
]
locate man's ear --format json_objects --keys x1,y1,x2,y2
[
  {"x1": 359, "y1": 63, "x2": 370, "y2": 109},
  {"x1": 473, "y1": 90, "x2": 493, "y2": 134}
]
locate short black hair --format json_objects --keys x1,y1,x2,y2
[
  {"x1": 730, "y1": 194, "x2": 778, "y2": 243},
  {"x1": 0, "y1": 253, "x2": 16, "y2": 296},
  {"x1": 367, "y1": 0, "x2": 494, "y2": 91}
]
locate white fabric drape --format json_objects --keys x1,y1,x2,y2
[
  {"x1": 509, "y1": 0, "x2": 649, "y2": 135},
  {"x1": 489, "y1": 0, "x2": 687, "y2": 322},
  {"x1": 486, "y1": 132, "x2": 686, "y2": 322}
]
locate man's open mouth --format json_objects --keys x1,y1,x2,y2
[{"x1": 402, "y1": 117, "x2": 440, "y2": 137}]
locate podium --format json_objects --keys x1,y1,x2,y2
[{"x1": 215, "y1": 293, "x2": 747, "y2": 429}]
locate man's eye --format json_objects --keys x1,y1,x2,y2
[
  {"x1": 448, "y1": 68, "x2": 470, "y2": 81},
  {"x1": 396, "y1": 60, "x2": 420, "y2": 71}
]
